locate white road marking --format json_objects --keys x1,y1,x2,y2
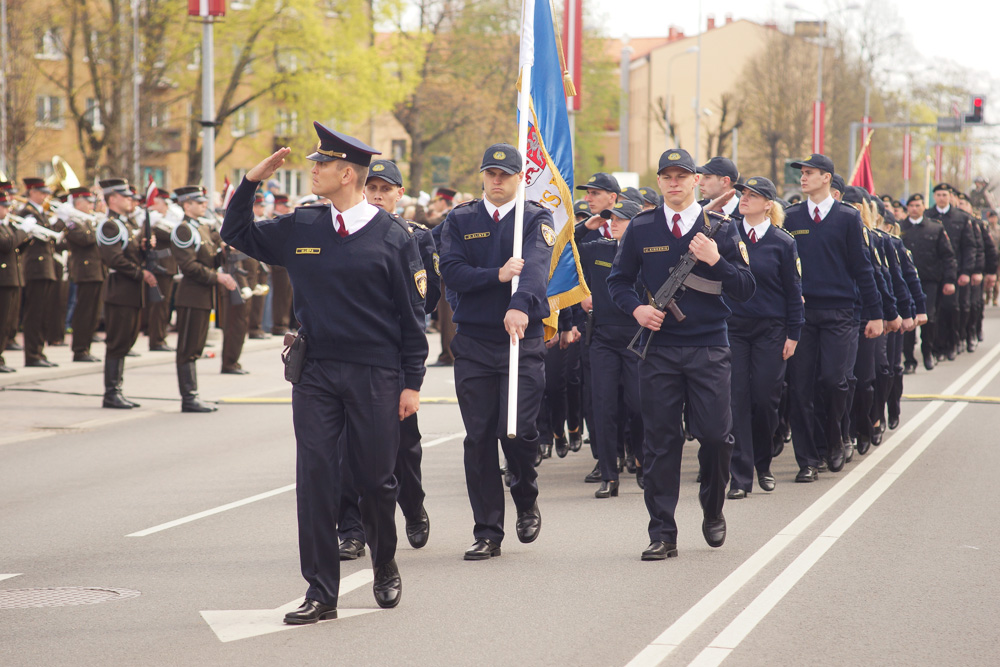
[
  {"x1": 128, "y1": 432, "x2": 465, "y2": 536},
  {"x1": 200, "y1": 569, "x2": 377, "y2": 642},
  {"x1": 625, "y1": 341, "x2": 1000, "y2": 666},
  {"x1": 685, "y1": 352, "x2": 1000, "y2": 666},
  {"x1": 0, "y1": 574, "x2": 21, "y2": 584}
]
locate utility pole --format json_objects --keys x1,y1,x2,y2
[
  {"x1": 132, "y1": 0, "x2": 141, "y2": 184},
  {"x1": 200, "y1": 3, "x2": 216, "y2": 200},
  {"x1": 0, "y1": 0, "x2": 8, "y2": 175}
]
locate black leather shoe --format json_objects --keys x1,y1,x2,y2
[
  {"x1": 283, "y1": 599, "x2": 337, "y2": 625},
  {"x1": 827, "y1": 441, "x2": 845, "y2": 473},
  {"x1": 641, "y1": 541, "x2": 678, "y2": 560},
  {"x1": 149, "y1": 344, "x2": 174, "y2": 352},
  {"x1": 856, "y1": 435, "x2": 871, "y2": 456},
  {"x1": 568, "y1": 429, "x2": 582, "y2": 452},
  {"x1": 595, "y1": 480, "x2": 619, "y2": 498},
  {"x1": 5, "y1": 341, "x2": 22, "y2": 351},
  {"x1": 782, "y1": 423, "x2": 792, "y2": 443},
  {"x1": 635, "y1": 466, "x2": 644, "y2": 489},
  {"x1": 221, "y1": 367, "x2": 249, "y2": 375},
  {"x1": 903, "y1": 361, "x2": 917, "y2": 375},
  {"x1": 373, "y1": 559, "x2": 401, "y2": 609},
  {"x1": 772, "y1": 433, "x2": 784, "y2": 458},
  {"x1": 844, "y1": 441, "x2": 855, "y2": 464},
  {"x1": 967, "y1": 339, "x2": 977, "y2": 353},
  {"x1": 554, "y1": 434, "x2": 569, "y2": 458},
  {"x1": 515, "y1": 503, "x2": 541, "y2": 543},
  {"x1": 758, "y1": 471, "x2": 775, "y2": 492},
  {"x1": 534, "y1": 446, "x2": 543, "y2": 468},
  {"x1": 871, "y1": 429, "x2": 883, "y2": 446},
  {"x1": 727, "y1": 488, "x2": 747, "y2": 500},
  {"x1": 625, "y1": 457, "x2": 637, "y2": 474},
  {"x1": 946, "y1": 348, "x2": 956, "y2": 361},
  {"x1": 540, "y1": 442, "x2": 553, "y2": 459},
  {"x1": 125, "y1": 350, "x2": 139, "y2": 357},
  {"x1": 796, "y1": 466, "x2": 819, "y2": 482},
  {"x1": 464, "y1": 538, "x2": 501, "y2": 560},
  {"x1": 923, "y1": 355, "x2": 935, "y2": 371},
  {"x1": 339, "y1": 538, "x2": 366, "y2": 561},
  {"x1": 25, "y1": 358, "x2": 57, "y2": 368},
  {"x1": 888, "y1": 415, "x2": 900, "y2": 430},
  {"x1": 0, "y1": 364, "x2": 15, "y2": 373},
  {"x1": 73, "y1": 352, "x2": 100, "y2": 362},
  {"x1": 703, "y1": 515, "x2": 726, "y2": 548},
  {"x1": 584, "y1": 463, "x2": 602, "y2": 483},
  {"x1": 504, "y1": 469, "x2": 512, "y2": 487},
  {"x1": 696, "y1": 469, "x2": 703, "y2": 483},
  {"x1": 405, "y1": 506, "x2": 430, "y2": 549}
]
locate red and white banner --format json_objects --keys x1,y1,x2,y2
[
  {"x1": 934, "y1": 144, "x2": 943, "y2": 182},
  {"x1": 812, "y1": 101, "x2": 825, "y2": 154},
  {"x1": 902, "y1": 133, "x2": 911, "y2": 182}
]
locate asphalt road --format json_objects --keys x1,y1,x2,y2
[{"x1": 2, "y1": 316, "x2": 1000, "y2": 667}]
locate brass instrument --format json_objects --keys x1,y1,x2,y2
[
  {"x1": 45, "y1": 156, "x2": 81, "y2": 197},
  {"x1": 8, "y1": 212, "x2": 64, "y2": 243}
]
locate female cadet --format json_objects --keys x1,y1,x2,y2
[{"x1": 725, "y1": 177, "x2": 803, "y2": 498}]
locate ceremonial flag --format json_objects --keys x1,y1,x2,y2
[
  {"x1": 849, "y1": 129, "x2": 875, "y2": 195},
  {"x1": 145, "y1": 175, "x2": 158, "y2": 208},
  {"x1": 221, "y1": 176, "x2": 235, "y2": 209},
  {"x1": 519, "y1": 0, "x2": 588, "y2": 334}
]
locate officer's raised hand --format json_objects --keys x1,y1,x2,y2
[
  {"x1": 499, "y1": 257, "x2": 524, "y2": 282},
  {"x1": 247, "y1": 147, "x2": 292, "y2": 183},
  {"x1": 703, "y1": 188, "x2": 737, "y2": 213},
  {"x1": 504, "y1": 309, "x2": 529, "y2": 343},
  {"x1": 633, "y1": 305, "x2": 665, "y2": 331},
  {"x1": 583, "y1": 214, "x2": 605, "y2": 231},
  {"x1": 689, "y1": 233, "x2": 720, "y2": 265}
]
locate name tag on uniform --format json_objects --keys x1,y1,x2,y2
[
  {"x1": 464, "y1": 232, "x2": 490, "y2": 240},
  {"x1": 296, "y1": 247, "x2": 321, "y2": 254},
  {"x1": 595, "y1": 260, "x2": 612, "y2": 268},
  {"x1": 643, "y1": 245, "x2": 670, "y2": 253},
  {"x1": 789, "y1": 229, "x2": 809, "y2": 236}
]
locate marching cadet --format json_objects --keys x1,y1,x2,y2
[
  {"x1": 953, "y1": 191, "x2": 984, "y2": 354},
  {"x1": 899, "y1": 193, "x2": 956, "y2": 372},
  {"x1": 60, "y1": 186, "x2": 107, "y2": 362},
  {"x1": 638, "y1": 186, "x2": 661, "y2": 211},
  {"x1": 926, "y1": 183, "x2": 974, "y2": 361},
  {"x1": 218, "y1": 240, "x2": 252, "y2": 375},
  {"x1": 0, "y1": 192, "x2": 29, "y2": 372},
  {"x1": 608, "y1": 148, "x2": 755, "y2": 558},
  {"x1": 783, "y1": 154, "x2": 881, "y2": 482},
  {"x1": 957, "y1": 193, "x2": 998, "y2": 350},
  {"x1": 725, "y1": 177, "x2": 802, "y2": 498},
  {"x1": 222, "y1": 124, "x2": 426, "y2": 621},
  {"x1": 338, "y1": 158, "x2": 438, "y2": 560},
  {"x1": 170, "y1": 186, "x2": 237, "y2": 412},
  {"x1": 439, "y1": 143, "x2": 553, "y2": 560},
  {"x1": 97, "y1": 179, "x2": 159, "y2": 408},
  {"x1": 146, "y1": 188, "x2": 180, "y2": 352},
  {"x1": 18, "y1": 177, "x2": 60, "y2": 367},
  {"x1": 576, "y1": 198, "x2": 646, "y2": 498},
  {"x1": 268, "y1": 193, "x2": 296, "y2": 337},
  {"x1": 697, "y1": 156, "x2": 742, "y2": 219}
]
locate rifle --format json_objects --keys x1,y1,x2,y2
[
  {"x1": 142, "y1": 204, "x2": 165, "y2": 303},
  {"x1": 627, "y1": 209, "x2": 732, "y2": 360},
  {"x1": 584, "y1": 309, "x2": 595, "y2": 345},
  {"x1": 223, "y1": 246, "x2": 251, "y2": 305}
]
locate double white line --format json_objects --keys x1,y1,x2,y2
[{"x1": 628, "y1": 341, "x2": 1000, "y2": 667}]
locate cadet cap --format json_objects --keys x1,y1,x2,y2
[
  {"x1": 697, "y1": 156, "x2": 740, "y2": 183},
  {"x1": 367, "y1": 160, "x2": 404, "y2": 187},
  {"x1": 657, "y1": 149, "x2": 697, "y2": 174},
  {"x1": 576, "y1": 172, "x2": 621, "y2": 194},
  {"x1": 734, "y1": 176, "x2": 777, "y2": 201},
  {"x1": 790, "y1": 153, "x2": 835, "y2": 174}
]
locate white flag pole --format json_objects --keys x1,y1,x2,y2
[{"x1": 507, "y1": 0, "x2": 535, "y2": 439}]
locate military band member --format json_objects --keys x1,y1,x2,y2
[
  {"x1": 146, "y1": 189, "x2": 180, "y2": 352},
  {"x1": 0, "y1": 193, "x2": 29, "y2": 372},
  {"x1": 244, "y1": 193, "x2": 272, "y2": 340},
  {"x1": 0, "y1": 180, "x2": 22, "y2": 353},
  {"x1": 269, "y1": 193, "x2": 296, "y2": 336},
  {"x1": 60, "y1": 186, "x2": 107, "y2": 362},
  {"x1": 18, "y1": 177, "x2": 60, "y2": 367},
  {"x1": 218, "y1": 240, "x2": 253, "y2": 375},
  {"x1": 339, "y1": 158, "x2": 438, "y2": 560},
  {"x1": 97, "y1": 179, "x2": 159, "y2": 408},
  {"x1": 608, "y1": 148, "x2": 756, "y2": 558},
  {"x1": 439, "y1": 143, "x2": 553, "y2": 560},
  {"x1": 222, "y1": 123, "x2": 426, "y2": 621},
  {"x1": 170, "y1": 186, "x2": 236, "y2": 412}
]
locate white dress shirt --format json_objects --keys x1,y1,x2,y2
[
  {"x1": 743, "y1": 218, "x2": 771, "y2": 241},
  {"x1": 484, "y1": 198, "x2": 517, "y2": 221},
  {"x1": 332, "y1": 197, "x2": 380, "y2": 235},
  {"x1": 663, "y1": 200, "x2": 704, "y2": 237},
  {"x1": 807, "y1": 194, "x2": 835, "y2": 222}
]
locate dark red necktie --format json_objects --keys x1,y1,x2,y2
[
  {"x1": 813, "y1": 208, "x2": 822, "y2": 224},
  {"x1": 493, "y1": 209, "x2": 500, "y2": 223},
  {"x1": 602, "y1": 222, "x2": 611, "y2": 239},
  {"x1": 749, "y1": 228, "x2": 758, "y2": 244},
  {"x1": 671, "y1": 213, "x2": 682, "y2": 239},
  {"x1": 336, "y1": 213, "x2": 348, "y2": 238}
]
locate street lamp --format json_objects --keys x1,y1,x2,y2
[
  {"x1": 785, "y1": 2, "x2": 860, "y2": 154},
  {"x1": 664, "y1": 46, "x2": 698, "y2": 149}
]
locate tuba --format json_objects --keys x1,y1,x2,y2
[{"x1": 43, "y1": 156, "x2": 82, "y2": 211}]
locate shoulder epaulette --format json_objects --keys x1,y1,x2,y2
[
  {"x1": 785, "y1": 202, "x2": 805, "y2": 213},
  {"x1": 631, "y1": 209, "x2": 657, "y2": 225},
  {"x1": 773, "y1": 225, "x2": 794, "y2": 238},
  {"x1": 407, "y1": 220, "x2": 429, "y2": 231},
  {"x1": 453, "y1": 199, "x2": 479, "y2": 210}
]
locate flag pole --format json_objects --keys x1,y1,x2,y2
[{"x1": 508, "y1": 0, "x2": 535, "y2": 439}]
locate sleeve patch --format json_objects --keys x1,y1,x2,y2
[
  {"x1": 739, "y1": 240, "x2": 750, "y2": 265},
  {"x1": 540, "y1": 224, "x2": 556, "y2": 247},
  {"x1": 414, "y1": 269, "x2": 428, "y2": 298}
]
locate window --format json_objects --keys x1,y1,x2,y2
[
  {"x1": 275, "y1": 109, "x2": 298, "y2": 137},
  {"x1": 35, "y1": 28, "x2": 64, "y2": 59},
  {"x1": 36, "y1": 95, "x2": 63, "y2": 127},
  {"x1": 391, "y1": 139, "x2": 407, "y2": 162},
  {"x1": 149, "y1": 104, "x2": 170, "y2": 129},
  {"x1": 84, "y1": 98, "x2": 103, "y2": 131},
  {"x1": 275, "y1": 169, "x2": 303, "y2": 198},
  {"x1": 230, "y1": 108, "x2": 258, "y2": 137}
]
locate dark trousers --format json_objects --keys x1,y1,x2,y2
[
  {"x1": 248, "y1": 293, "x2": 265, "y2": 335},
  {"x1": 292, "y1": 358, "x2": 400, "y2": 607},
  {"x1": 968, "y1": 283, "x2": 984, "y2": 342},
  {"x1": 0, "y1": 285, "x2": 18, "y2": 365},
  {"x1": 728, "y1": 317, "x2": 786, "y2": 493},
  {"x1": 640, "y1": 345, "x2": 733, "y2": 543},
  {"x1": 842, "y1": 327, "x2": 860, "y2": 446},
  {"x1": 580, "y1": 335, "x2": 598, "y2": 458},
  {"x1": 47, "y1": 276, "x2": 68, "y2": 344},
  {"x1": 340, "y1": 412, "x2": 425, "y2": 543},
  {"x1": 436, "y1": 281, "x2": 456, "y2": 364},
  {"x1": 270, "y1": 265, "x2": 293, "y2": 334},
  {"x1": 71, "y1": 281, "x2": 104, "y2": 355},
  {"x1": 104, "y1": 302, "x2": 142, "y2": 359},
  {"x1": 851, "y1": 327, "x2": 877, "y2": 441},
  {"x1": 887, "y1": 330, "x2": 904, "y2": 424},
  {"x1": 590, "y1": 325, "x2": 643, "y2": 482},
  {"x1": 452, "y1": 332, "x2": 544, "y2": 543},
  {"x1": 147, "y1": 274, "x2": 175, "y2": 347},
  {"x1": 789, "y1": 308, "x2": 855, "y2": 469},
  {"x1": 22, "y1": 279, "x2": 55, "y2": 362},
  {"x1": 219, "y1": 291, "x2": 249, "y2": 371},
  {"x1": 904, "y1": 281, "x2": 939, "y2": 363},
  {"x1": 175, "y1": 307, "x2": 211, "y2": 364},
  {"x1": 542, "y1": 340, "x2": 582, "y2": 442}
]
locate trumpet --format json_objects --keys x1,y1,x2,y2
[
  {"x1": 54, "y1": 200, "x2": 105, "y2": 227},
  {"x1": 9, "y1": 212, "x2": 64, "y2": 243}
]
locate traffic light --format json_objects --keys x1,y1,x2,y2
[{"x1": 964, "y1": 95, "x2": 985, "y2": 125}]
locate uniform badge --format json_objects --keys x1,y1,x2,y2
[
  {"x1": 668, "y1": 152, "x2": 680, "y2": 161},
  {"x1": 739, "y1": 240, "x2": 750, "y2": 265},
  {"x1": 747, "y1": 178, "x2": 758, "y2": 186},
  {"x1": 372, "y1": 163, "x2": 385, "y2": 172},
  {"x1": 796, "y1": 257, "x2": 802, "y2": 276},
  {"x1": 493, "y1": 150, "x2": 506, "y2": 160},
  {"x1": 295, "y1": 247, "x2": 321, "y2": 254},
  {"x1": 588, "y1": 176, "x2": 597, "y2": 183},
  {"x1": 873, "y1": 246, "x2": 882, "y2": 265},
  {"x1": 863, "y1": 227, "x2": 870, "y2": 245},
  {"x1": 432, "y1": 252, "x2": 441, "y2": 276},
  {"x1": 614, "y1": 202, "x2": 623, "y2": 209},
  {"x1": 414, "y1": 269, "x2": 428, "y2": 298},
  {"x1": 540, "y1": 224, "x2": 556, "y2": 247}
]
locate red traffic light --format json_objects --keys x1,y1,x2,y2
[{"x1": 965, "y1": 95, "x2": 986, "y2": 124}]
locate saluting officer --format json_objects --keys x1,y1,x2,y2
[
  {"x1": 783, "y1": 154, "x2": 882, "y2": 482},
  {"x1": 439, "y1": 143, "x2": 554, "y2": 560},
  {"x1": 61, "y1": 186, "x2": 107, "y2": 362},
  {"x1": 725, "y1": 177, "x2": 803, "y2": 498},
  {"x1": 608, "y1": 148, "x2": 756, "y2": 559},
  {"x1": 338, "y1": 158, "x2": 438, "y2": 560},
  {"x1": 19, "y1": 177, "x2": 60, "y2": 367},
  {"x1": 222, "y1": 123, "x2": 427, "y2": 622},
  {"x1": 97, "y1": 179, "x2": 159, "y2": 408},
  {"x1": 170, "y1": 186, "x2": 237, "y2": 412},
  {"x1": 0, "y1": 192, "x2": 29, "y2": 372}
]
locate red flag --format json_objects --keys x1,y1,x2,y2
[
  {"x1": 145, "y1": 175, "x2": 158, "y2": 208},
  {"x1": 848, "y1": 129, "x2": 875, "y2": 195},
  {"x1": 221, "y1": 178, "x2": 236, "y2": 210}
]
